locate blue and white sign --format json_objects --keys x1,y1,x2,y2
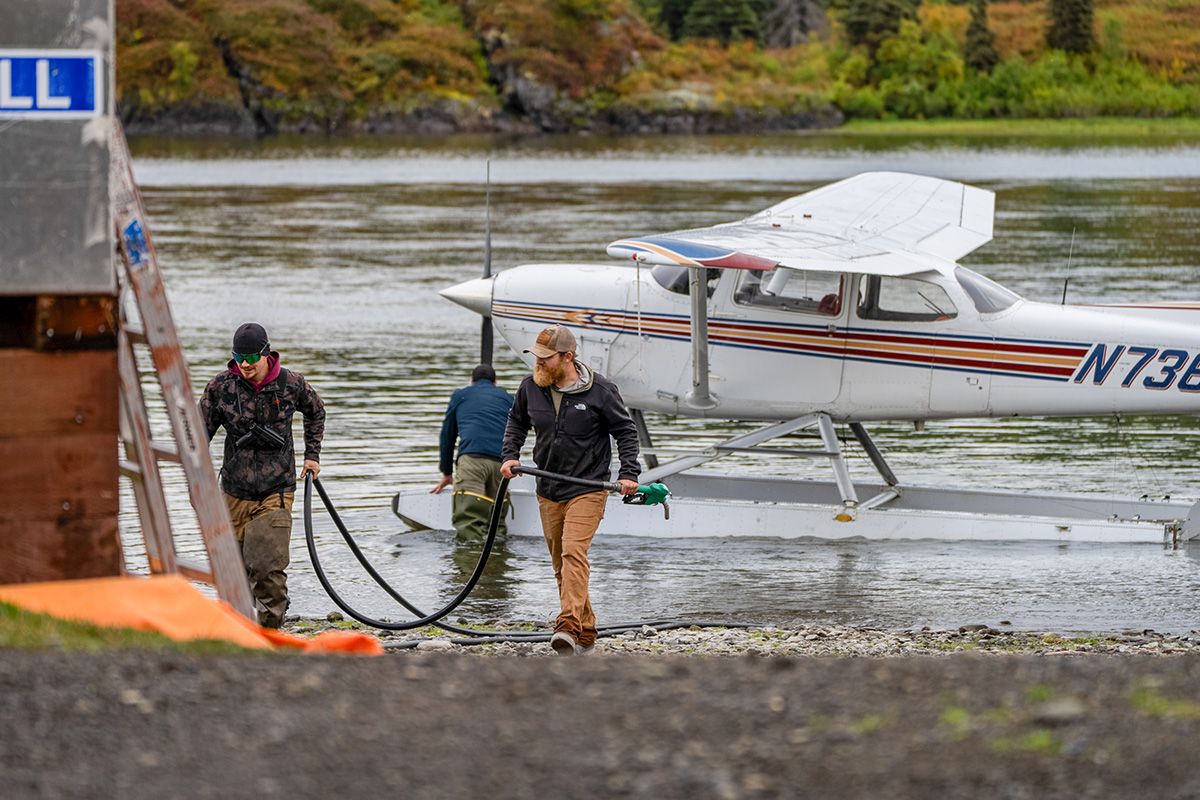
[{"x1": 0, "y1": 49, "x2": 103, "y2": 118}]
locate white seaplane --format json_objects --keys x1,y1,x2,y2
[{"x1": 394, "y1": 171, "x2": 1200, "y2": 544}]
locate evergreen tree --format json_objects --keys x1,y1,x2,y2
[
  {"x1": 681, "y1": 0, "x2": 762, "y2": 45},
  {"x1": 964, "y1": 0, "x2": 999, "y2": 73},
  {"x1": 1046, "y1": 0, "x2": 1095, "y2": 54},
  {"x1": 839, "y1": 0, "x2": 920, "y2": 53},
  {"x1": 657, "y1": 0, "x2": 696, "y2": 40},
  {"x1": 761, "y1": 0, "x2": 828, "y2": 49}
]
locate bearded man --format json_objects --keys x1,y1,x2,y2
[{"x1": 500, "y1": 324, "x2": 640, "y2": 656}]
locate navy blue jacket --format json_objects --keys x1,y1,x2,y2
[{"x1": 439, "y1": 380, "x2": 514, "y2": 475}]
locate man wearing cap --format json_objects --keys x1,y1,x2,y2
[
  {"x1": 199, "y1": 322, "x2": 326, "y2": 628},
  {"x1": 431, "y1": 363, "x2": 514, "y2": 543},
  {"x1": 501, "y1": 324, "x2": 640, "y2": 656}
]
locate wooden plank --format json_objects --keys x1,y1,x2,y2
[
  {"x1": 0, "y1": 514, "x2": 122, "y2": 583},
  {"x1": 0, "y1": 296, "x2": 117, "y2": 351},
  {"x1": 0, "y1": 350, "x2": 119, "y2": 437},
  {"x1": 0, "y1": 434, "x2": 119, "y2": 519}
]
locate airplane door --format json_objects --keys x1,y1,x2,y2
[
  {"x1": 709, "y1": 267, "x2": 846, "y2": 416},
  {"x1": 843, "y1": 274, "x2": 943, "y2": 417},
  {"x1": 927, "y1": 325, "x2": 992, "y2": 414},
  {"x1": 926, "y1": 279, "x2": 991, "y2": 414}
]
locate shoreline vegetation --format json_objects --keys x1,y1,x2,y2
[
  {"x1": 117, "y1": 0, "x2": 1200, "y2": 138},
  {"x1": 6, "y1": 602, "x2": 1198, "y2": 658}
]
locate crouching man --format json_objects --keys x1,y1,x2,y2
[
  {"x1": 199, "y1": 322, "x2": 325, "y2": 628},
  {"x1": 500, "y1": 324, "x2": 640, "y2": 655}
]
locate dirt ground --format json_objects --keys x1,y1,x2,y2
[{"x1": 3, "y1": 648, "x2": 1199, "y2": 799}]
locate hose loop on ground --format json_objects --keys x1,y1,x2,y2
[{"x1": 304, "y1": 473, "x2": 758, "y2": 647}]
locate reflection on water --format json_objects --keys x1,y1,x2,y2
[
  {"x1": 443, "y1": 539, "x2": 520, "y2": 620},
  {"x1": 120, "y1": 135, "x2": 1200, "y2": 633}
]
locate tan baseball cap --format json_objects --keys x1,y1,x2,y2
[{"x1": 524, "y1": 324, "x2": 577, "y2": 358}]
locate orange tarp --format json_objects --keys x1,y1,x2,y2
[{"x1": 0, "y1": 575, "x2": 383, "y2": 656}]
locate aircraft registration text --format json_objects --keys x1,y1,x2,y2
[{"x1": 1073, "y1": 344, "x2": 1200, "y2": 391}]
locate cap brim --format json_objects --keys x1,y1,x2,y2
[{"x1": 523, "y1": 345, "x2": 557, "y2": 358}]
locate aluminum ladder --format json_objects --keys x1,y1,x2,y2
[{"x1": 110, "y1": 122, "x2": 255, "y2": 620}]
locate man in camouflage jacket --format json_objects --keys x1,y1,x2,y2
[{"x1": 199, "y1": 322, "x2": 325, "y2": 628}]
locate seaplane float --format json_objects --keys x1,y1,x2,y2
[{"x1": 394, "y1": 171, "x2": 1200, "y2": 545}]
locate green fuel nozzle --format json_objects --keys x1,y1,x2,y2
[{"x1": 621, "y1": 482, "x2": 671, "y2": 519}]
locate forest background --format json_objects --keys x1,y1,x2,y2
[{"x1": 117, "y1": 0, "x2": 1200, "y2": 135}]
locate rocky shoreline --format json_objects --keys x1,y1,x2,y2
[
  {"x1": 287, "y1": 616, "x2": 1200, "y2": 658},
  {"x1": 120, "y1": 101, "x2": 844, "y2": 138}
]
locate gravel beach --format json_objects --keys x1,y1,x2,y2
[{"x1": 4, "y1": 622, "x2": 1200, "y2": 799}]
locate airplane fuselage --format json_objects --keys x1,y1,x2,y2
[{"x1": 483, "y1": 262, "x2": 1200, "y2": 422}]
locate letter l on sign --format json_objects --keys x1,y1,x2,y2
[{"x1": 0, "y1": 60, "x2": 33, "y2": 109}]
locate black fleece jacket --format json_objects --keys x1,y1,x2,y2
[{"x1": 501, "y1": 369, "x2": 641, "y2": 502}]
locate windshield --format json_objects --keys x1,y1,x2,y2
[
  {"x1": 650, "y1": 265, "x2": 718, "y2": 297},
  {"x1": 955, "y1": 266, "x2": 1022, "y2": 314}
]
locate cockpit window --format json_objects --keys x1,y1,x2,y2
[
  {"x1": 955, "y1": 266, "x2": 1021, "y2": 314},
  {"x1": 734, "y1": 268, "x2": 844, "y2": 316},
  {"x1": 857, "y1": 275, "x2": 958, "y2": 322},
  {"x1": 650, "y1": 265, "x2": 718, "y2": 298}
]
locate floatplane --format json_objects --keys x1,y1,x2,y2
[{"x1": 394, "y1": 171, "x2": 1200, "y2": 544}]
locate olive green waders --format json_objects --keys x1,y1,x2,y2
[
  {"x1": 452, "y1": 454, "x2": 509, "y2": 543},
  {"x1": 225, "y1": 491, "x2": 294, "y2": 628}
]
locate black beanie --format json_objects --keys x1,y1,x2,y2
[{"x1": 232, "y1": 322, "x2": 270, "y2": 354}]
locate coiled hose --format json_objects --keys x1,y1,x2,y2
[{"x1": 303, "y1": 472, "x2": 757, "y2": 649}]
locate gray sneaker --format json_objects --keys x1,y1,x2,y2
[
  {"x1": 550, "y1": 631, "x2": 577, "y2": 656},
  {"x1": 575, "y1": 641, "x2": 595, "y2": 656}
]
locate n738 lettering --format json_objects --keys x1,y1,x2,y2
[{"x1": 1074, "y1": 344, "x2": 1200, "y2": 391}]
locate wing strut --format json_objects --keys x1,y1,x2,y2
[{"x1": 688, "y1": 267, "x2": 717, "y2": 409}]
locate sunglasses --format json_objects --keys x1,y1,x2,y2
[{"x1": 232, "y1": 351, "x2": 266, "y2": 365}]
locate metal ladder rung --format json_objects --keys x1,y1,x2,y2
[
  {"x1": 152, "y1": 442, "x2": 180, "y2": 463},
  {"x1": 177, "y1": 561, "x2": 214, "y2": 582},
  {"x1": 119, "y1": 460, "x2": 142, "y2": 478},
  {"x1": 123, "y1": 326, "x2": 148, "y2": 345}
]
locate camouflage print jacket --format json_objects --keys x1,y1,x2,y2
[{"x1": 199, "y1": 355, "x2": 326, "y2": 500}]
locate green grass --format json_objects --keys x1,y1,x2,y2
[
  {"x1": 1025, "y1": 684, "x2": 1056, "y2": 703},
  {"x1": 1130, "y1": 686, "x2": 1200, "y2": 720},
  {"x1": 989, "y1": 729, "x2": 1064, "y2": 755},
  {"x1": 839, "y1": 116, "x2": 1200, "y2": 138},
  {"x1": 0, "y1": 602, "x2": 257, "y2": 656}
]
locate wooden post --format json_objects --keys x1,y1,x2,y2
[
  {"x1": 0, "y1": 298, "x2": 123, "y2": 582},
  {"x1": 1, "y1": 1, "x2": 121, "y2": 582}
]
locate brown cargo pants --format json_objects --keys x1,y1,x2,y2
[
  {"x1": 536, "y1": 490, "x2": 607, "y2": 648},
  {"x1": 225, "y1": 491, "x2": 294, "y2": 629}
]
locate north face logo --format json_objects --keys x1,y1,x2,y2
[{"x1": 574, "y1": 402, "x2": 587, "y2": 411}]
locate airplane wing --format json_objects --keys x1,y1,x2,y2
[{"x1": 607, "y1": 172, "x2": 994, "y2": 275}]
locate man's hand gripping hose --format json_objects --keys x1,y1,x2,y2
[{"x1": 510, "y1": 465, "x2": 671, "y2": 519}]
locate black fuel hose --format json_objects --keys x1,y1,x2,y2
[
  {"x1": 303, "y1": 470, "x2": 759, "y2": 646},
  {"x1": 304, "y1": 473, "x2": 507, "y2": 631}
]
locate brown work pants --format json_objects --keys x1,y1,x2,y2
[
  {"x1": 537, "y1": 491, "x2": 607, "y2": 648},
  {"x1": 225, "y1": 491, "x2": 294, "y2": 629}
]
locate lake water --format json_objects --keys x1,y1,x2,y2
[{"x1": 121, "y1": 133, "x2": 1200, "y2": 634}]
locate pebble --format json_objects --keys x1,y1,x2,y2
[
  {"x1": 1033, "y1": 698, "x2": 1087, "y2": 726},
  {"x1": 416, "y1": 639, "x2": 456, "y2": 651}
]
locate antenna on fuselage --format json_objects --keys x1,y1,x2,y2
[
  {"x1": 1060, "y1": 226, "x2": 1077, "y2": 305},
  {"x1": 481, "y1": 160, "x2": 494, "y2": 365}
]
